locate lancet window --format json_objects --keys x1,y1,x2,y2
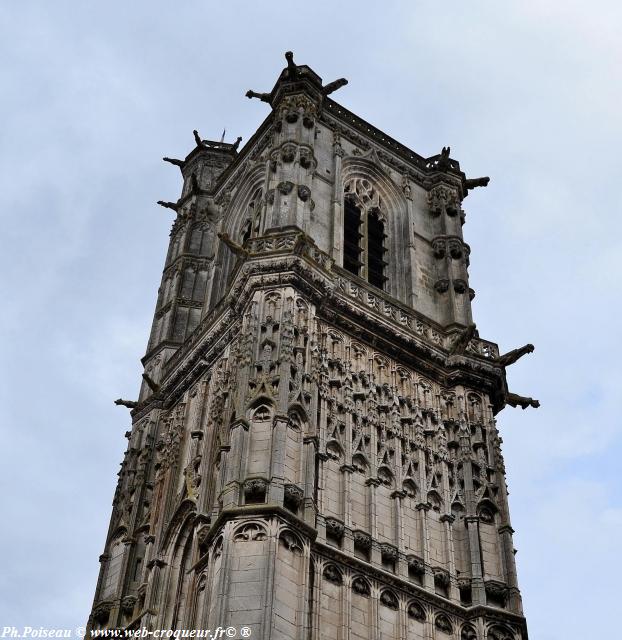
[{"x1": 343, "y1": 178, "x2": 388, "y2": 289}]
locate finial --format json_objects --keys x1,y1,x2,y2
[
  {"x1": 193, "y1": 129, "x2": 202, "y2": 146},
  {"x1": 246, "y1": 52, "x2": 348, "y2": 105},
  {"x1": 285, "y1": 51, "x2": 296, "y2": 76},
  {"x1": 436, "y1": 147, "x2": 451, "y2": 171}
]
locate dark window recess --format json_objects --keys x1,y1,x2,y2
[
  {"x1": 243, "y1": 189, "x2": 263, "y2": 242},
  {"x1": 367, "y1": 210, "x2": 387, "y2": 289},
  {"x1": 241, "y1": 220, "x2": 252, "y2": 244},
  {"x1": 343, "y1": 198, "x2": 363, "y2": 276},
  {"x1": 133, "y1": 557, "x2": 142, "y2": 582}
]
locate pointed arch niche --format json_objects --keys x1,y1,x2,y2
[
  {"x1": 340, "y1": 158, "x2": 410, "y2": 303},
  {"x1": 208, "y1": 167, "x2": 266, "y2": 310}
]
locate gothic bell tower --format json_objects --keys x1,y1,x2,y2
[{"x1": 89, "y1": 53, "x2": 537, "y2": 640}]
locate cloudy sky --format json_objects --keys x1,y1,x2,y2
[{"x1": 1, "y1": 2, "x2": 620, "y2": 637}]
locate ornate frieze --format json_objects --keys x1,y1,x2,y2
[
  {"x1": 380, "y1": 543, "x2": 398, "y2": 562},
  {"x1": 325, "y1": 517, "x2": 345, "y2": 540},
  {"x1": 284, "y1": 483, "x2": 304, "y2": 508},
  {"x1": 243, "y1": 478, "x2": 268, "y2": 501}
]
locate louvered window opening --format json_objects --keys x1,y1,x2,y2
[{"x1": 343, "y1": 195, "x2": 388, "y2": 290}]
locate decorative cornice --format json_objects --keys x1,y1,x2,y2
[
  {"x1": 313, "y1": 541, "x2": 527, "y2": 630},
  {"x1": 134, "y1": 231, "x2": 507, "y2": 418},
  {"x1": 198, "y1": 503, "x2": 318, "y2": 551},
  {"x1": 498, "y1": 525, "x2": 515, "y2": 535}
]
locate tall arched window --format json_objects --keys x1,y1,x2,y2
[
  {"x1": 102, "y1": 534, "x2": 125, "y2": 598},
  {"x1": 367, "y1": 209, "x2": 386, "y2": 289},
  {"x1": 343, "y1": 198, "x2": 363, "y2": 276},
  {"x1": 239, "y1": 187, "x2": 263, "y2": 244},
  {"x1": 343, "y1": 179, "x2": 387, "y2": 290}
]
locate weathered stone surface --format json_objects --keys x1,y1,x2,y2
[{"x1": 88, "y1": 52, "x2": 530, "y2": 640}]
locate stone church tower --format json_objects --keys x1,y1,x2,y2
[{"x1": 88, "y1": 53, "x2": 537, "y2": 640}]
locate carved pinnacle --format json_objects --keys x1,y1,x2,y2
[
  {"x1": 217, "y1": 232, "x2": 249, "y2": 258},
  {"x1": 505, "y1": 392, "x2": 540, "y2": 410},
  {"x1": 114, "y1": 398, "x2": 138, "y2": 409},
  {"x1": 193, "y1": 129, "x2": 202, "y2": 146},
  {"x1": 496, "y1": 344, "x2": 535, "y2": 367},
  {"x1": 285, "y1": 51, "x2": 297, "y2": 78},
  {"x1": 245, "y1": 89, "x2": 272, "y2": 103},
  {"x1": 142, "y1": 373, "x2": 160, "y2": 393},
  {"x1": 448, "y1": 323, "x2": 477, "y2": 356},
  {"x1": 323, "y1": 78, "x2": 348, "y2": 96},
  {"x1": 437, "y1": 146, "x2": 451, "y2": 171},
  {"x1": 162, "y1": 157, "x2": 185, "y2": 168},
  {"x1": 157, "y1": 200, "x2": 179, "y2": 212}
]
